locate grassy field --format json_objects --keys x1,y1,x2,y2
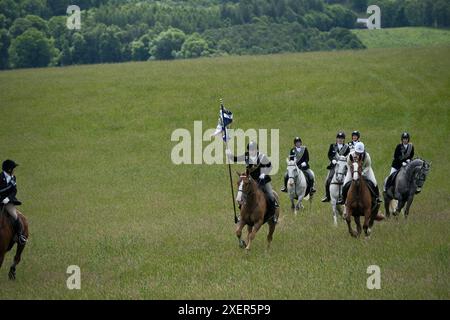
[
  {"x1": 0, "y1": 46, "x2": 449, "y2": 299},
  {"x1": 353, "y1": 27, "x2": 450, "y2": 48}
]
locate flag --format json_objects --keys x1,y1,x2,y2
[{"x1": 212, "y1": 106, "x2": 233, "y2": 142}]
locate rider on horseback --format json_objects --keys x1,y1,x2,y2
[
  {"x1": 0, "y1": 160, "x2": 27, "y2": 245},
  {"x1": 384, "y1": 132, "x2": 416, "y2": 192},
  {"x1": 226, "y1": 141, "x2": 279, "y2": 210},
  {"x1": 321, "y1": 131, "x2": 350, "y2": 202},
  {"x1": 347, "y1": 130, "x2": 361, "y2": 151},
  {"x1": 281, "y1": 137, "x2": 316, "y2": 194},
  {"x1": 339, "y1": 142, "x2": 382, "y2": 205}
]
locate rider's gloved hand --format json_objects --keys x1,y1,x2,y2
[
  {"x1": 406, "y1": 159, "x2": 411, "y2": 163},
  {"x1": 332, "y1": 159, "x2": 337, "y2": 165},
  {"x1": 301, "y1": 162, "x2": 307, "y2": 168},
  {"x1": 402, "y1": 162, "x2": 407, "y2": 166},
  {"x1": 259, "y1": 173, "x2": 265, "y2": 180},
  {"x1": 2, "y1": 197, "x2": 9, "y2": 204}
]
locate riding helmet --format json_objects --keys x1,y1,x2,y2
[
  {"x1": 401, "y1": 132, "x2": 410, "y2": 140},
  {"x1": 294, "y1": 137, "x2": 302, "y2": 144},
  {"x1": 2, "y1": 159, "x2": 18, "y2": 173},
  {"x1": 247, "y1": 141, "x2": 258, "y2": 151},
  {"x1": 352, "y1": 130, "x2": 360, "y2": 139},
  {"x1": 336, "y1": 131, "x2": 346, "y2": 139},
  {"x1": 354, "y1": 142, "x2": 365, "y2": 153}
]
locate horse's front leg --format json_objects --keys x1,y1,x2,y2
[
  {"x1": 404, "y1": 195, "x2": 415, "y2": 219},
  {"x1": 354, "y1": 215, "x2": 362, "y2": 237},
  {"x1": 235, "y1": 220, "x2": 246, "y2": 249},
  {"x1": 246, "y1": 221, "x2": 262, "y2": 252},
  {"x1": 0, "y1": 252, "x2": 4, "y2": 269},
  {"x1": 363, "y1": 207, "x2": 372, "y2": 238},
  {"x1": 345, "y1": 209, "x2": 357, "y2": 238},
  {"x1": 383, "y1": 191, "x2": 392, "y2": 218},
  {"x1": 331, "y1": 200, "x2": 338, "y2": 226}
]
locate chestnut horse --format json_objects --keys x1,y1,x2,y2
[
  {"x1": 0, "y1": 207, "x2": 29, "y2": 279},
  {"x1": 345, "y1": 156, "x2": 380, "y2": 238},
  {"x1": 235, "y1": 170, "x2": 280, "y2": 251}
]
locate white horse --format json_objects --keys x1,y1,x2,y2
[
  {"x1": 329, "y1": 155, "x2": 348, "y2": 226},
  {"x1": 286, "y1": 160, "x2": 310, "y2": 215}
]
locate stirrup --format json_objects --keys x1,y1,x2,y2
[
  {"x1": 321, "y1": 197, "x2": 330, "y2": 202},
  {"x1": 280, "y1": 186, "x2": 287, "y2": 193}
]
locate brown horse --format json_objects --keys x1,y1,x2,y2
[
  {"x1": 345, "y1": 156, "x2": 380, "y2": 238},
  {"x1": 235, "y1": 170, "x2": 280, "y2": 251},
  {"x1": 0, "y1": 207, "x2": 29, "y2": 279}
]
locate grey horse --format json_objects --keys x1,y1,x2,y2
[{"x1": 383, "y1": 158, "x2": 431, "y2": 218}]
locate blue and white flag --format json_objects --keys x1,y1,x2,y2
[{"x1": 212, "y1": 105, "x2": 233, "y2": 142}]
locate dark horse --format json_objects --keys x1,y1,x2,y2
[
  {"x1": 0, "y1": 206, "x2": 29, "y2": 279},
  {"x1": 235, "y1": 170, "x2": 280, "y2": 251},
  {"x1": 345, "y1": 156, "x2": 381, "y2": 238},
  {"x1": 383, "y1": 158, "x2": 431, "y2": 218}
]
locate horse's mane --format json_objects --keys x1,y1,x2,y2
[{"x1": 405, "y1": 158, "x2": 425, "y2": 176}]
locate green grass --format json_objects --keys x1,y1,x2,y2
[
  {"x1": 353, "y1": 27, "x2": 450, "y2": 48},
  {"x1": 0, "y1": 46, "x2": 449, "y2": 299}
]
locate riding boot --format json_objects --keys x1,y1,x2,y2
[
  {"x1": 321, "y1": 175, "x2": 331, "y2": 202},
  {"x1": 13, "y1": 218, "x2": 27, "y2": 245},
  {"x1": 375, "y1": 185, "x2": 382, "y2": 203},
  {"x1": 338, "y1": 182, "x2": 350, "y2": 205},
  {"x1": 281, "y1": 173, "x2": 288, "y2": 192}
]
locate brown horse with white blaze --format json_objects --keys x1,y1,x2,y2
[
  {"x1": 235, "y1": 170, "x2": 280, "y2": 251},
  {"x1": 345, "y1": 156, "x2": 380, "y2": 238},
  {"x1": 0, "y1": 207, "x2": 29, "y2": 279}
]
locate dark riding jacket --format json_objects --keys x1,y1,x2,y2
[
  {"x1": 289, "y1": 146, "x2": 310, "y2": 170},
  {"x1": 327, "y1": 143, "x2": 349, "y2": 169},
  {"x1": 391, "y1": 143, "x2": 414, "y2": 170},
  {"x1": 232, "y1": 152, "x2": 272, "y2": 183},
  {"x1": 0, "y1": 171, "x2": 19, "y2": 204}
]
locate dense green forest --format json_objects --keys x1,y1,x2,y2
[{"x1": 0, "y1": 0, "x2": 449, "y2": 69}]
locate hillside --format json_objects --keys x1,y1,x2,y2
[{"x1": 353, "y1": 27, "x2": 450, "y2": 48}]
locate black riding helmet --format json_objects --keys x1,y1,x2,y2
[
  {"x1": 294, "y1": 137, "x2": 302, "y2": 144},
  {"x1": 352, "y1": 130, "x2": 360, "y2": 139},
  {"x1": 2, "y1": 159, "x2": 18, "y2": 173},
  {"x1": 336, "y1": 131, "x2": 345, "y2": 139},
  {"x1": 401, "y1": 132, "x2": 410, "y2": 141}
]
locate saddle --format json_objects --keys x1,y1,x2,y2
[
  {"x1": 0, "y1": 205, "x2": 19, "y2": 250},
  {"x1": 254, "y1": 183, "x2": 277, "y2": 224},
  {"x1": 301, "y1": 169, "x2": 312, "y2": 197},
  {"x1": 364, "y1": 178, "x2": 380, "y2": 209},
  {"x1": 385, "y1": 170, "x2": 400, "y2": 190}
]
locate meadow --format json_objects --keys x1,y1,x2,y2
[{"x1": 0, "y1": 44, "x2": 449, "y2": 299}]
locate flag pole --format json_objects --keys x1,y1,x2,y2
[{"x1": 221, "y1": 99, "x2": 238, "y2": 224}]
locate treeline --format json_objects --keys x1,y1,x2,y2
[{"x1": 0, "y1": 0, "x2": 449, "y2": 69}]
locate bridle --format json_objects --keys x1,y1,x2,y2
[{"x1": 332, "y1": 158, "x2": 347, "y2": 185}]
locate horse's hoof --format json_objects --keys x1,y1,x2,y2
[
  {"x1": 239, "y1": 240, "x2": 246, "y2": 249},
  {"x1": 8, "y1": 268, "x2": 16, "y2": 280}
]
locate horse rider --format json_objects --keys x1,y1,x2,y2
[
  {"x1": 0, "y1": 160, "x2": 27, "y2": 245},
  {"x1": 281, "y1": 136, "x2": 316, "y2": 194},
  {"x1": 348, "y1": 130, "x2": 361, "y2": 151},
  {"x1": 226, "y1": 141, "x2": 279, "y2": 210},
  {"x1": 339, "y1": 142, "x2": 382, "y2": 205},
  {"x1": 384, "y1": 132, "x2": 416, "y2": 192},
  {"x1": 321, "y1": 131, "x2": 350, "y2": 202}
]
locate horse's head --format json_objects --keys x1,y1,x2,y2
[
  {"x1": 286, "y1": 159, "x2": 298, "y2": 187},
  {"x1": 334, "y1": 155, "x2": 347, "y2": 183},
  {"x1": 414, "y1": 159, "x2": 431, "y2": 188},
  {"x1": 350, "y1": 155, "x2": 363, "y2": 182},
  {"x1": 235, "y1": 170, "x2": 253, "y2": 206}
]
